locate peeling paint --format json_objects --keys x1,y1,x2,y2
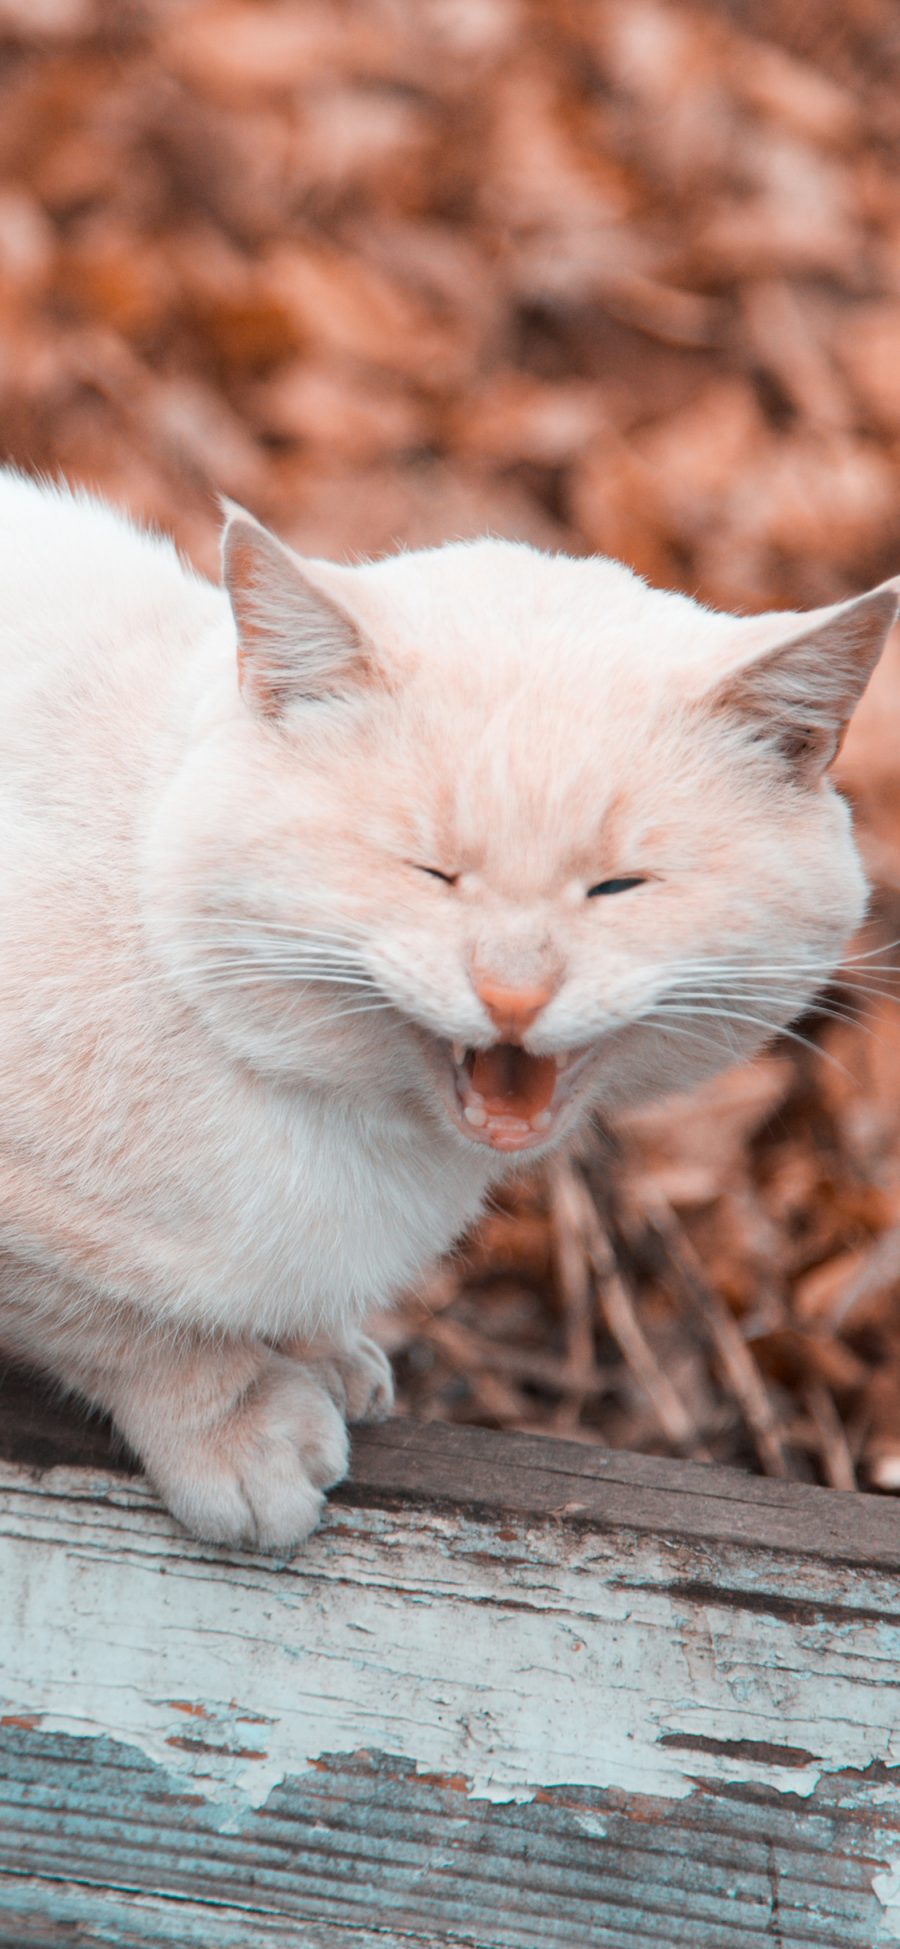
[
  {"x1": 4, "y1": 1459, "x2": 900, "y2": 1830},
  {"x1": 874, "y1": 1857, "x2": 900, "y2": 1941}
]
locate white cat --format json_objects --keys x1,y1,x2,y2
[{"x1": 0, "y1": 468, "x2": 894, "y2": 1547}]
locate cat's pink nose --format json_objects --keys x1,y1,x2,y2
[{"x1": 472, "y1": 973, "x2": 556, "y2": 1040}]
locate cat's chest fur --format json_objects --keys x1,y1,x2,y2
[{"x1": 137, "y1": 1059, "x2": 491, "y2": 1336}]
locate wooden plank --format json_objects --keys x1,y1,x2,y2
[
  {"x1": 1, "y1": 1741, "x2": 895, "y2": 1948},
  {"x1": 3, "y1": 1374, "x2": 900, "y2": 1946},
  {"x1": 344, "y1": 1416, "x2": 900, "y2": 1569},
  {"x1": 0, "y1": 1874, "x2": 441, "y2": 1947},
  {"x1": 6, "y1": 1362, "x2": 900, "y2": 1567}
]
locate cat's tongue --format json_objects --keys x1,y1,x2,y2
[
  {"x1": 470, "y1": 1044, "x2": 557, "y2": 1115},
  {"x1": 460, "y1": 1044, "x2": 559, "y2": 1150}
]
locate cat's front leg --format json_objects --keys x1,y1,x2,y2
[{"x1": 110, "y1": 1333, "x2": 350, "y2": 1551}]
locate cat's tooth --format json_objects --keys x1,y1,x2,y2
[
  {"x1": 452, "y1": 1041, "x2": 466, "y2": 1067},
  {"x1": 556, "y1": 1053, "x2": 571, "y2": 1072},
  {"x1": 464, "y1": 1101, "x2": 487, "y2": 1127},
  {"x1": 530, "y1": 1110, "x2": 553, "y2": 1131}
]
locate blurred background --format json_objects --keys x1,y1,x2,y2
[{"x1": 4, "y1": 0, "x2": 900, "y2": 1488}]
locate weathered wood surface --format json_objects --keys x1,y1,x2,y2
[{"x1": 2, "y1": 1371, "x2": 900, "y2": 1947}]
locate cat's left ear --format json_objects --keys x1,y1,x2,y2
[
  {"x1": 221, "y1": 503, "x2": 373, "y2": 720},
  {"x1": 707, "y1": 581, "x2": 899, "y2": 776}
]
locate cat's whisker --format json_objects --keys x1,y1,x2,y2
[
  {"x1": 662, "y1": 964, "x2": 832, "y2": 987},
  {"x1": 83, "y1": 960, "x2": 381, "y2": 1001},
  {"x1": 659, "y1": 974, "x2": 900, "y2": 1015},
  {"x1": 646, "y1": 1003, "x2": 855, "y2": 1078},
  {"x1": 661, "y1": 938, "x2": 900, "y2": 970},
  {"x1": 661, "y1": 977, "x2": 856, "y2": 1007},
  {"x1": 179, "y1": 962, "x2": 376, "y2": 986},
  {"x1": 662, "y1": 959, "x2": 900, "y2": 984},
  {"x1": 163, "y1": 944, "x2": 369, "y2": 969},
  {"x1": 187, "y1": 964, "x2": 373, "y2": 984},
  {"x1": 173, "y1": 918, "x2": 370, "y2": 950},
  {"x1": 665, "y1": 994, "x2": 888, "y2": 1041},
  {"x1": 198, "y1": 994, "x2": 397, "y2": 1024},
  {"x1": 659, "y1": 947, "x2": 900, "y2": 986},
  {"x1": 835, "y1": 935, "x2": 900, "y2": 964},
  {"x1": 163, "y1": 936, "x2": 368, "y2": 960},
  {"x1": 175, "y1": 943, "x2": 369, "y2": 968},
  {"x1": 183, "y1": 971, "x2": 383, "y2": 997},
  {"x1": 662, "y1": 975, "x2": 900, "y2": 1018},
  {"x1": 641, "y1": 1011, "x2": 749, "y2": 1062},
  {"x1": 195, "y1": 986, "x2": 390, "y2": 1011}
]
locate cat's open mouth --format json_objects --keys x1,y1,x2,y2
[{"x1": 443, "y1": 1040, "x2": 590, "y2": 1153}]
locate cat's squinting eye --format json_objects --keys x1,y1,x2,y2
[
  {"x1": 415, "y1": 865, "x2": 459, "y2": 886},
  {"x1": 587, "y1": 876, "x2": 647, "y2": 898}
]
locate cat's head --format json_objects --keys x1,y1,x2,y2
[{"x1": 151, "y1": 509, "x2": 897, "y2": 1160}]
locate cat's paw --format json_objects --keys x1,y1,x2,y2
[
  {"x1": 302, "y1": 1331, "x2": 394, "y2": 1423},
  {"x1": 136, "y1": 1352, "x2": 349, "y2": 1553}
]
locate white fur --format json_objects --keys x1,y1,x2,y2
[{"x1": 0, "y1": 469, "x2": 893, "y2": 1547}]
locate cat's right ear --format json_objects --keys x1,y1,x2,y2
[
  {"x1": 703, "y1": 581, "x2": 899, "y2": 778},
  {"x1": 221, "y1": 504, "x2": 372, "y2": 721}
]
